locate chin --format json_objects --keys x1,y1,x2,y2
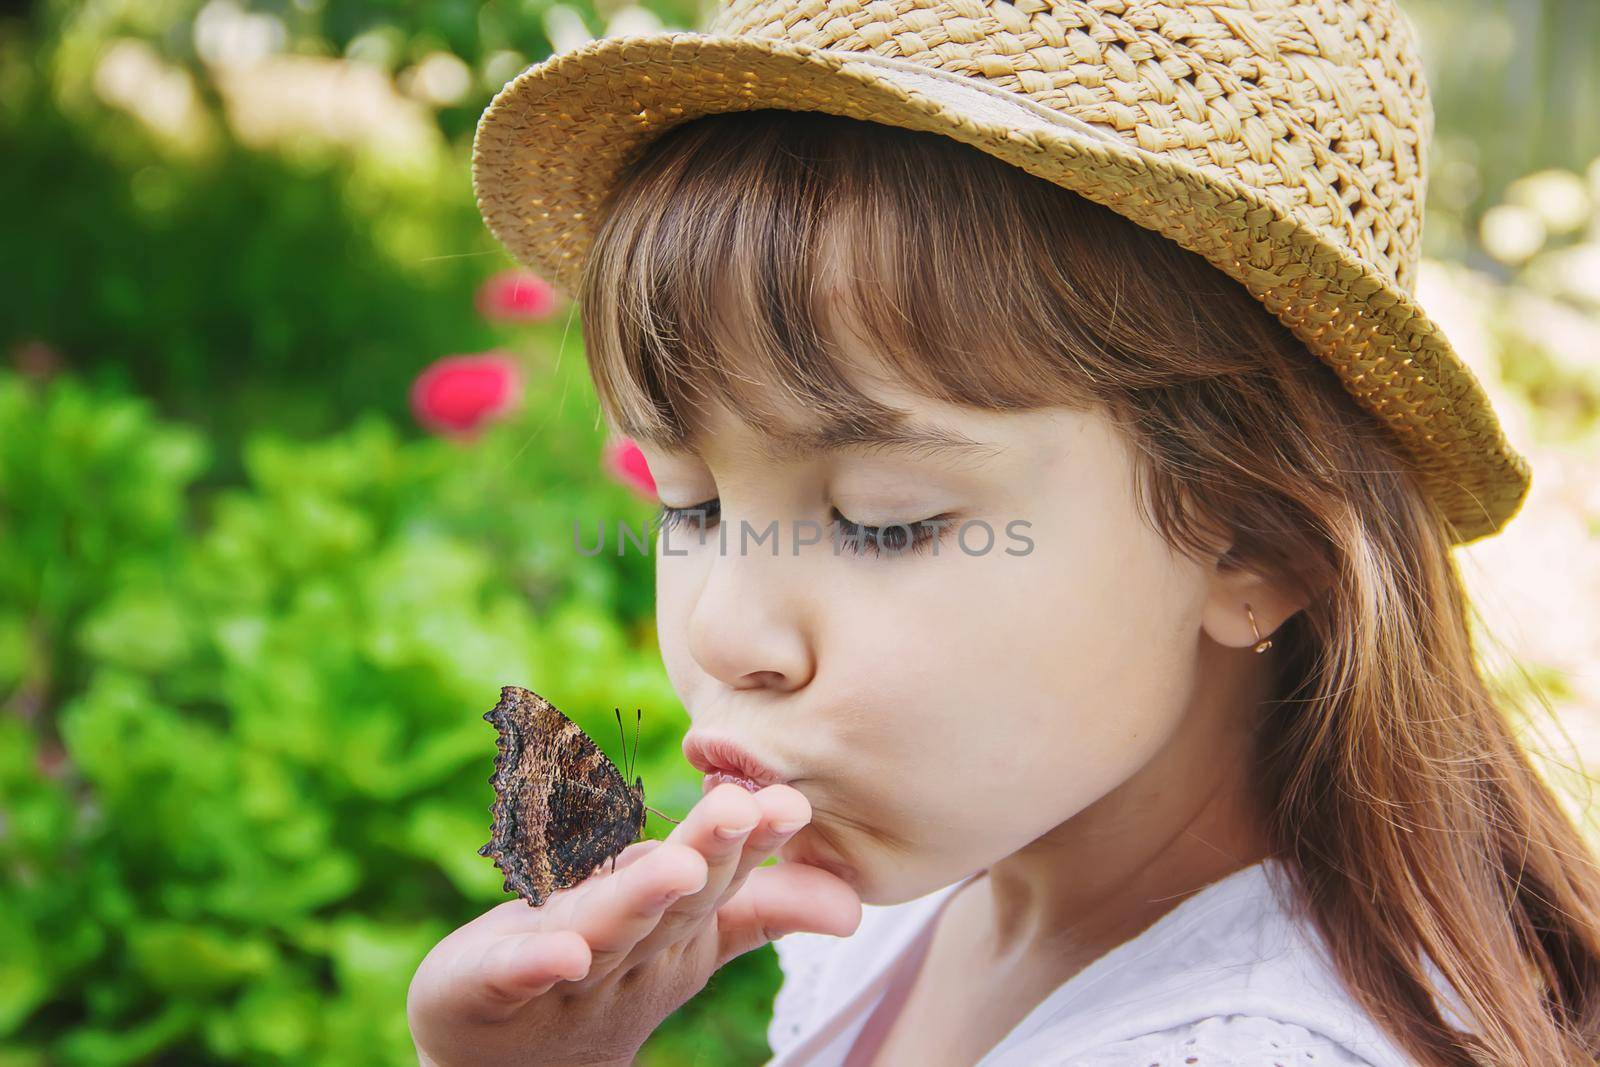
[
  {"x1": 805, "y1": 855, "x2": 858, "y2": 886},
  {"x1": 783, "y1": 846, "x2": 861, "y2": 891}
]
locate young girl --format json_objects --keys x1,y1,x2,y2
[{"x1": 408, "y1": 1, "x2": 1600, "y2": 1064}]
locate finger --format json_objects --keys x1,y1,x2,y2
[
  {"x1": 630, "y1": 783, "x2": 761, "y2": 934},
  {"x1": 712, "y1": 783, "x2": 812, "y2": 911},
  {"x1": 562, "y1": 841, "x2": 709, "y2": 984},
  {"x1": 714, "y1": 862, "x2": 863, "y2": 969},
  {"x1": 473, "y1": 839, "x2": 667, "y2": 937},
  {"x1": 616, "y1": 837, "x2": 665, "y2": 870},
  {"x1": 614, "y1": 783, "x2": 766, "y2": 961},
  {"x1": 591, "y1": 837, "x2": 665, "y2": 882},
  {"x1": 447, "y1": 929, "x2": 594, "y2": 1022}
]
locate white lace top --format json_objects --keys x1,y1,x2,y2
[{"x1": 765, "y1": 858, "x2": 1474, "y2": 1065}]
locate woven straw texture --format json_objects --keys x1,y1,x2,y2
[{"x1": 472, "y1": 0, "x2": 1532, "y2": 544}]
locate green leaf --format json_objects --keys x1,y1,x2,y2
[{"x1": 124, "y1": 923, "x2": 279, "y2": 995}]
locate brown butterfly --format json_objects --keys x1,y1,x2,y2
[{"x1": 478, "y1": 685, "x2": 680, "y2": 907}]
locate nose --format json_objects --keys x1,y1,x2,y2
[{"x1": 685, "y1": 532, "x2": 815, "y2": 692}]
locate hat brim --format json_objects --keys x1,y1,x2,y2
[{"x1": 472, "y1": 32, "x2": 1531, "y2": 544}]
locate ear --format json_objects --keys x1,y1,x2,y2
[{"x1": 1199, "y1": 556, "x2": 1305, "y2": 652}]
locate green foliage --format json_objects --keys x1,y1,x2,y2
[
  {"x1": 0, "y1": 0, "x2": 704, "y2": 463},
  {"x1": 0, "y1": 80, "x2": 499, "y2": 471},
  {"x1": 0, "y1": 368, "x2": 776, "y2": 1065}
]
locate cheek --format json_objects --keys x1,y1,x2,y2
[
  {"x1": 654, "y1": 563, "x2": 703, "y2": 701},
  {"x1": 1026, "y1": 595, "x2": 1204, "y2": 806},
  {"x1": 881, "y1": 513, "x2": 1208, "y2": 807}
]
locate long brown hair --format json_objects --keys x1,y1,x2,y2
[{"x1": 573, "y1": 108, "x2": 1600, "y2": 1065}]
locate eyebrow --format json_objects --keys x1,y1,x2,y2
[{"x1": 643, "y1": 416, "x2": 1003, "y2": 464}]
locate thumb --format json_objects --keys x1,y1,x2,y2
[{"x1": 713, "y1": 862, "x2": 863, "y2": 968}]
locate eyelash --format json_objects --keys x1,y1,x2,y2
[{"x1": 652, "y1": 498, "x2": 952, "y2": 559}]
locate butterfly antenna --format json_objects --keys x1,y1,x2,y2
[
  {"x1": 614, "y1": 706, "x2": 629, "y2": 780},
  {"x1": 627, "y1": 709, "x2": 678, "y2": 826}
]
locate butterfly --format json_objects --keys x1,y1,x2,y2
[{"x1": 478, "y1": 685, "x2": 679, "y2": 907}]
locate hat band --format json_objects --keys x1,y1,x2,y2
[{"x1": 825, "y1": 47, "x2": 1131, "y2": 153}]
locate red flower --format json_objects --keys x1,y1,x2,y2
[
  {"x1": 603, "y1": 436, "x2": 657, "y2": 500},
  {"x1": 9, "y1": 338, "x2": 64, "y2": 380},
  {"x1": 410, "y1": 352, "x2": 523, "y2": 440},
  {"x1": 36, "y1": 743, "x2": 69, "y2": 780},
  {"x1": 476, "y1": 269, "x2": 561, "y2": 323}
]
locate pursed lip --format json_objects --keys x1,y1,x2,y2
[{"x1": 683, "y1": 733, "x2": 790, "y2": 789}]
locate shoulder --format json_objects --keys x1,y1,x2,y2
[{"x1": 1065, "y1": 1014, "x2": 1383, "y2": 1066}]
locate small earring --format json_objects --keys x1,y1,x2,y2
[{"x1": 1245, "y1": 603, "x2": 1273, "y2": 653}]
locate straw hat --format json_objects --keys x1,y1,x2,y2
[{"x1": 472, "y1": 0, "x2": 1531, "y2": 545}]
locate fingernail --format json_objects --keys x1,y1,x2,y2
[
  {"x1": 771, "y1": 819, "x2": 806, "y2": 835},
  {"x1": 716, "y1": 822, "x2": 757, "y2": 840}
]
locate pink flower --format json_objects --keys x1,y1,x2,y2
[
  {"x1": 476, "y1": 269, "x2": 562, "y2": 323},
  {"x1": 36, "y1": 743, "x2": 69, "y2": 780},
  {"x1": 410, "y1": 352, "x2": 523, "y2": 440},
  {"x1": 9, "y1": 339, "x2": 64, "y2": 380},
  {"x1": 602, "y1": 436, "x2": 657, "y2": 500}
]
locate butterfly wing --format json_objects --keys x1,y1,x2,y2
[{"x1": 478, "y1": 685, "x2": 645, "y2": 906}]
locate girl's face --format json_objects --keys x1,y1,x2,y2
[{"x1": 640, "y1": 335, "x2": 1268, "y2": 907}]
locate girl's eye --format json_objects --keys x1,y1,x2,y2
[
  {"x1": 829, "y1": 507, "x2": 952, "y2": 558},
  {"x1": 653, "y1": 498, "x2": 721, "y2": 535},
  {"x1": 652, "y1": 499, "x2": 952, "y2": 559}
]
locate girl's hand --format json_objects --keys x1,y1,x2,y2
[{"x1": 406, "y1": 782, "x2": 862, "y2": 1067}]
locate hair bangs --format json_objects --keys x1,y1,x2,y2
[{"x1": 576, "y1": 109, "x2": 1113, "y2": 455}]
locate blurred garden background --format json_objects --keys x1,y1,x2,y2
[{"x1": 1, "y1": 0, "x2": 1598, "y2": 1063}]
